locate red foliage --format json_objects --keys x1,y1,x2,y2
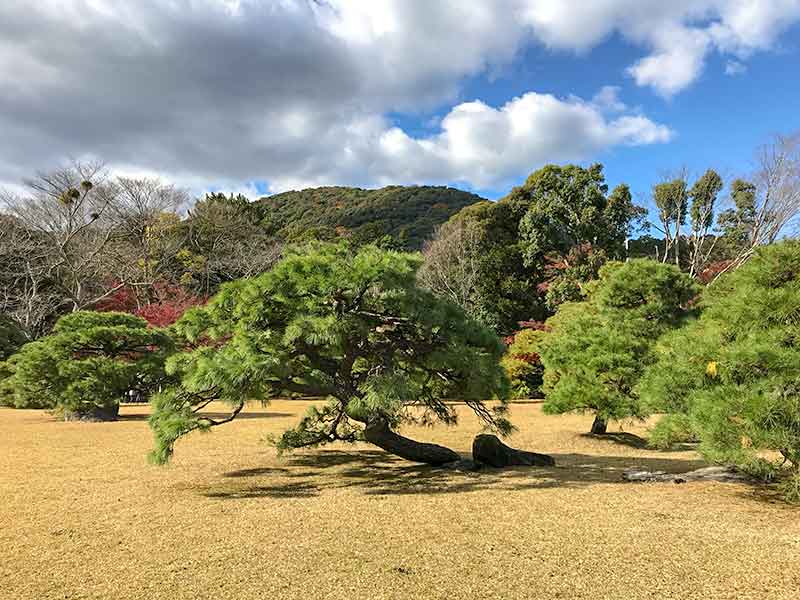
[
  {"x1": 96, "y1": 281, "x2": 206, "y2": 327},
  {"x1": 503, "y1": 320, "x2": 549, "y2": 346},
  {"x1": 698, "y1": 260, "x2": 733, "y2": 284},
  {"x1": 511, "y1": 351, "x2": 541, "y2": 365}
]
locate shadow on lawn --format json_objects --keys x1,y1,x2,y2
[
  {"x1": 117, "y1": 411, "x2": 293, "y2": 422},
  {"x1": 200, "y1": 449, "x2": 710, "y2": 500}
]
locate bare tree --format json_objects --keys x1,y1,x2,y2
[
  {"x1": 0, "y1": 161, "x2": 123, "y2": 313},
  {"x1": 417, "y1": 220, "x2": 484, "y2": 318},
  {"x1": 712, "y1": 132, "x2": 800, "y2": 281},
  {"x1": 185, "y1": 193, "x2": 280, "y2": 292},
  {"x1": 103, "y1": 177, "x2": 189, "y2": 307},
  {"x1": 0, "y1": 216, "x2": 61, "y2": 339}
]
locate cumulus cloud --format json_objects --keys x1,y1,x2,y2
[
  {"x1": 305, "y1": 92, "x2": 673, "y2": 191},
  {"x1": 0, "y1": 1, "x2": 796, "y2": 194},
  {"x1": 522, "y1": 0, "x2": 800, "y2": 96}
]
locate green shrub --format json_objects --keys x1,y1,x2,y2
[
  {"x1": 3, "y1": 311, "x2": 174, "y2": 420},
  {"x1": 501, "y1": 328, "x2": 547, "y2": 399},
  {"x1": 647, "y1": 414, "x2": 698, "y2": 450}
]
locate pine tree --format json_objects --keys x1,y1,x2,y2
[
  {"x1": 639, "y1": 241, "x2": 800, "y2": 501},
  {"x1": 2, "y1": 312, "x2": 173, "y2": 420},
  {"x1": 541, "y1": 260, "x2": 697, "y2": 434},
  {"x1": 149, "y1": 243, "x2": 511, "y2": 465}
]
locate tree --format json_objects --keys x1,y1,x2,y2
[
  {"x1": 104, "y1": 177, "x2": 188, "y2": 308},
  {"x1": 713, "y1": 133, "x2": 800, "y2": 279},
  {"x1": 0, "y1": 215, "x2": 61, "y2": 339},
  {"x1": 716, "y1": 178, "x2": 757, "y2": 256},
  {"x1": 651, "y1": 174, "x2": 688, "y2": 266},
  {"x1": 0, "y1": 316, "x2": 26, "y2": 362},
  {"x1": 518, "y1": 164, "x2": 643, "y2": 264},
  {"x1": 420, "y1": 164, "x2": 644, "y2": 333},
  {"x1": 149, "y1": 243, "x2": 511, "y2": 466},
  {"x1": 540, "y1": 243, "x2": 608, "y2": 310},
  {"x1": 0, "y1": 161, "x2": 128, "y2": 313},
  {"x1": 422, "y1": 199, "x2": 544, "y2": 333},
  {"x1": 638, "y1": 241, "x2": 800, "y2": 502},
  {"x1": 417, "y1": 219, "x2": 484, "y2": 321},
  {"x1": 687, "y1": 169, "x2": 724, "y2": 277},
  {"x1": 2, "y1": 312, "x2": 174, "y2": 420},
  {"x1": 501, "y1": 326, "x2": 548, "y2": 400},
  {"x1": 182, "y1": 192, "x2": 281, "y2": 295},
  {"x1": 540, "y1": 260, "x2": 697, "y2": 434}
]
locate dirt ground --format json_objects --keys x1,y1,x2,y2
[{"x1": 1, "y1": 401, "x2": 798, "y2": 600}]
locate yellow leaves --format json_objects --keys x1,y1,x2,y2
[{"x1": 706, "y1": 361, "x2": 718, "y2": 379}]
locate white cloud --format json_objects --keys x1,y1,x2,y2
[
  {"x1": 0, "y1": 1, "x2": 797, "y2": 195},
  {"x1": 520, "y1": 0, "x2": 800, "y2": 96},
  {"x1": 266, "y1": 92, "x2": 672, "y2": 192}
]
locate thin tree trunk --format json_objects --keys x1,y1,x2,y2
[
  {"x1": 363, "y1": 416, "x2": 460, "y2": 465},
  {"x1": 590, "y1": 415, "x2": 608, "y2": 435}
]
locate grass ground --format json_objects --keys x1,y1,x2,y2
[{"x1": 1, "y1": 401, "x2": 798, "y2": 600}]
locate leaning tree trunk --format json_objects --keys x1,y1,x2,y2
[
  {"x1": 363, "y1": 416, "x2": 460, "y2": 466},
  {"x1": 590, "y1": 415, "x2": 607, "y2": 435}
]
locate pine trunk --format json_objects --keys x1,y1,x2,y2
[
  {"x1": 590, "y1": 415, "x2": 608, "y2": 435},
  {"x1": 363, "y1": 417, "x2": 460, "y2": 466}
]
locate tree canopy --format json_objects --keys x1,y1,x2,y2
[
  {"x1": 541, "y1": 260, "x2": 697, "y2": 433},
  {"x1": 257, "y1": 185, "x2": 484, "y2": 251},
  {"x1": 638, "y1": 240, "x2": 800, "y2": 501},
  {"x1": 149, "y1": 243, "x2": 511, "y2": 466},
  {"x1": 1, "y1": 311, "x2": 174, "y2": 420}
]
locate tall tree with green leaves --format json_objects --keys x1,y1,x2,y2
[
  {"x1": 638, "y1": 241, "x2": 800, "y2": 502},
  {"x1": 541, "y1": 260, "x2": 697, "y2": 434},
  {"x1": 149, "y1": 243, "x2": 511, "y2": 466},
  {"x1": 518, "y1": 164, "x2": 643, "y2": 264},
  {"x1": 1, "y1": 312, "x2": 174, "y2": 420}
]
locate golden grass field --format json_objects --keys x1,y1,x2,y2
[{"x1": 1, "y1": 401, "x2": 799, "y2": 600}]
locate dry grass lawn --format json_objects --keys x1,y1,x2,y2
[{"x1": 1, "y1": 401, "x2": 799, "y2": 600}]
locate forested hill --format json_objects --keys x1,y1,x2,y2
[{"x1": 255, "y1": 185, "x2": 485, "y2": 250}]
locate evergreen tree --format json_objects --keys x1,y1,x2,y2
[
  {"x1": 2, "y1": 312, "x2": 173, "y2": 420},
  {"x1": 541, "y1": 260, "x2": 697, "y2": 434},
  {"x1": 639, "y1": 241, "x2": 800, "y2": 502},
  {"x1": 149, "y1": 243, "x2": 511, "y2": 466}
]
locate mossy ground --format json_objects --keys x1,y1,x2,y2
[{"x1": 1, "y1": 401, "x2": 798, "y2": 599}]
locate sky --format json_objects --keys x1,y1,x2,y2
[{"x1": 1, "y1": 0, "x2": 799, "y2": 219}]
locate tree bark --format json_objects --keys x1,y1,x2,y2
[
  {"x1": 590, "y1": 415, "x2": 607, "y2": 435},
  {"x1": 472, "y1": 434, "x2": 554, "y2": 467},
  {"x1": 363, "y1": 416, "x2": 461, "y2": 466}
]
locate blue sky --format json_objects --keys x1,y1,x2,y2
[
  {"x1": 392, "y1": 22, "x2": 800, "y2": 210},
  {"x1": 1, "y1": 1, "x2": 799, "y2": 227}
]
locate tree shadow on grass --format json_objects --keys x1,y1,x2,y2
[
  {"x1": 117, "y1": 411, "x2": 294, "y2": 422},
  {"x1": 200, "y1": 449, "x2": 713, "y2": 500},
  {"x1": 581, "y1": 431, "x2": 649, "y2": 449}
]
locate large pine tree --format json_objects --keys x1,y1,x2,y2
[{"x1": 149, "y1": 243, "x2": 511, "y2": 466}]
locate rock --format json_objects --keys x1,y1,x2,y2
[
  {"x1": 63, "y1": 404, "x2": 120, "y2": 422},
  {"x1": 622, "y1": 465, "x2": 751, "y2": 483},
  {"x1": 472, "y1": 434, "x2": 555, "y2": 468}
]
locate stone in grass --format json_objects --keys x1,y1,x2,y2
[
  {"x1": 472, "y1": 434, "x2": 555, "y2": 468},
  {"x1": 622, "y1": 466, "x2": 752, "y2": 484}
]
